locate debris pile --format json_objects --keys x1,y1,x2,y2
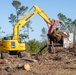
[
  {"x1": 48, "y1": 28, "x2": 67, "y2": 43},
  {"x1": 0, "y1": 45, "x2": 76, "y2": 75}
]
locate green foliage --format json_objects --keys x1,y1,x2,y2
[
  {"x1": 58, "y1": 13, "x2": 67, "y2": 22},
  {"x1": 9, "y1": 0, "x2": 28, "y2": 24},
  {"x1": 41, "y1": 27, "x2": 47, "y2": 41},
  {"x1": 8, "y1": 0, "x2": 33, "y2": 40},
  {"x1": 26, "y1": 39, "x2": 39, "y2": 53},
  {"x1": 57, "y1": 13, "x2": 73, "y2": 31},
  {"x1": 72, "y1": 19, "x2": 76, "y2": 26},
  {"x1": 19, "y1": 33, "x2": 28, "y2": 41},
  {"x1": 57, "y1": 12, "x2": 76, "y2": 43},
  {"x1": 18, "y1": 6, "x2": 28, "y2": 16},
  {"x1": 9, "y1": 14, "x2": 17, "y2": 25},
  {"x1": 39, "y1": 41, "x2": 47, "y2": 53},
  {"x1": 12, "y1": 0, "x2": 21, "y2": 9},
  {"x1": 26, "y1": 39, "x2": 47, "y2": 53},
  {"x1": 72, "y1": 19, "x2": 76, "y2": 36}
]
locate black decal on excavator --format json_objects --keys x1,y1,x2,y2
[{"x1": 26, "y1": 13, "x2": 34, "y2": 21}]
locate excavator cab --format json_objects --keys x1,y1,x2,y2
[
  {"x1": 3, "y1": 36, "x2": 12, "y2": 40},
  {"x1": 0, "y1": 36, "x2": 26, "y2": 58}
]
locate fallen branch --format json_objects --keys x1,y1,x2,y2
[{"x1": 21, "y1": 58, "x2": 37, "y2": 62}]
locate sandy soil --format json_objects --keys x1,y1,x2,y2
[{"x1": 0, "y1": 45, "x2": 76, "y2": 75}]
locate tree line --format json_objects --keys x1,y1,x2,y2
[{"x1": 0, "y1": 0, "x2": 76, "y2": 53}]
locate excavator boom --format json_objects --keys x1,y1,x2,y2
[
  {"x1": 0, "y1": 5, "x2": 64, "y2": 58},
  {"x1": 13, "y1": 5, "x2": 54, "y2": 41}
]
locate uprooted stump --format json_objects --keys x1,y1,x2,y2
[{"x1": 48, "y1": 28, "x2": 67, "y2": 44}]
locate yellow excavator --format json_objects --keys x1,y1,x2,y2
[{"x1": 0, "y1": 5, "x2": 64, "y2": 58}]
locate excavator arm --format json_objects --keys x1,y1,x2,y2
[
  {"x1": 13, "y1": 5, "x2": 54, "y2": 41},
  {"x1": 13, "y1": 5, "x2": 64, "y2": 41},
  {"x1": 0, "y1": 5, "x2": 65, "y2": 58}
]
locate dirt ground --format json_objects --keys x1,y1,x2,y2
[{"x1": 0, "y1": 45, "x2": 76, "y2": 75}]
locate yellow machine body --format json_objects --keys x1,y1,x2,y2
[
  {"x1": 0, "y1": 5, "x2": 54, "y2": 53},
  {"x1": 0, "y1": 40, "x2": 26, "y2": 53},
  {"x1": 0, "y1": 5, "x2": 63, "y2": 54}
]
